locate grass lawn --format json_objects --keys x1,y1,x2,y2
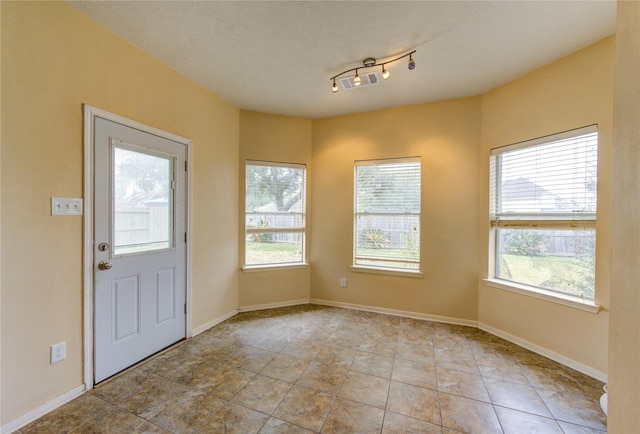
[
  {"x1": 246, "y1": 241, "x2": 302, "y2": 265},
  {"x1": 500, "y1": 254, "x2": 594, "y2": 299}
]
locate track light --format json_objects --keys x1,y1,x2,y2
[
  {"x1": 408, "y1": 54, "x2": 415, "y2": 70},
  {"x1": 382, "y1": 65, "x2": 390, "y2": 80},
  {"x1": 329, "y1": 50, "x2": 415, "y2": 93}
]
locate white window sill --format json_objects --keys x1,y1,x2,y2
[
  {"x1": 483, "y1": 278, "x2": 601, "y2": 313},
  {"x1": 242, "y1": 263, "x2": 309, "y2": 273},
  {"x1": 350, "y1": 266, "x2": 423, "y2": 278}
]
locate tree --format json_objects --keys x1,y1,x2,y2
[
  {"x1": 115, "y1": 149, "x2": 170, "y2": 207},
  {"x1": 355, "y1": 163, "x2": 420, "y2": 213},
  {"x1": 502, "y1": 230, "x2": 546, "y2": 256},
  {"x1": 246, "y1": 165, "x2": 302, "y2": 211}
]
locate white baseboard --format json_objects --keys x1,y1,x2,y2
[
  {"x1": 237, "y1": 298, "x2": 311, "y2": 313},
  {"x1": 478, "y1": 322, "x2": 607, "y2": 382},
  {"x1": 310, "y1": 298, "x2": 478, "y2": 327},
  {"x1": 191, "y1": 309, "x2": 238, "y2": 336},
  {"x1": 1, "y1": 385, "x2": 86, "y2": 434}
]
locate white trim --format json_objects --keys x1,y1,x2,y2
[
  {"x1": 186, "y1": 142, "x2": 193, "y2": 338},
  {"x1": 350, "y1": 266, "x2": 423, "y2": 278},
  {"x1": 484, "y1": 278, "x2": 601, "y2": 313},
  {"x1": 237, "y1": 298, "x2": 311, "y2": 313},
  {"x1": 490, "y1": 124, "x2": 598, "y2": 155},
  {"x1": 191, "y1": 309, "x2": 238, "y2": 336},
  {"x1": 478, "y1": 322, "x2": 607, "y2": 382},
  {"x1": 82, "y1": 105, "x2": 193, "y2": 388},
  {"x1": 85, "y1": 106, "x2": 192, "y2": 145},
  {"x1": 354, "y1": 156, "x2": 421, "y2": 166},
  {"x1": 1, "y1": 385, "x2": 86, "y2": 434},
  {"x1": 246, "y1": 160, "x2": 306, "y2": 169},
  {"x1": 245, "y1": 227, "x2": 305, "y2": 234},
  {"x1": 82, "y1": 106, "x2": 95, "y2": 389},
  {"x1": 310, "y1": 299, "x2": 477, "y2": 327},
  {"x1": 242, "y1": 263, "x2": 309, "y2": 272}
]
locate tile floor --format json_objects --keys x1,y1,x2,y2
[{"x1": 19, "y1": 304, "x2": 607, "y2": 433}]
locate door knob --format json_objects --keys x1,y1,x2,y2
[{"x1": 98, "y1": 261, "x2": 112, "y2": 271}]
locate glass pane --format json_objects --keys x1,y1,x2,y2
[
  {"x1": 355, "y1": 213, "x2": 420, "y2": 269},
  {"x1": 246, "y1": 165, "x2": 305, "y2": 215},
  {"x1": 113, "y1": 146, "x2": 173, "y2": 255},
  {"x1": 245, "y1": 163, "x2": 306, "y2": 266},
  {"x1": 494, "y1": 132, "x2": 598, "y2": 217},
  {"x1": 355, "y1": 161, "x2": 421, "y2": 213},
  {"x1": 246, "y1": 212, "x2": 304, "y2": 230},
  {"x1": 496, "y1": 228, "x2": 595, "y2": 299},
  {"x1": 245, "y1": 232, "x2": 303, "y2": 265},
  {"x1": 354, "y1": 159, "x2": 421, "y2": 271}
]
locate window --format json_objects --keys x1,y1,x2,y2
[
  {"x1": 354, "y1": 158, "x2": 421, "y2": 272},
  {"x1": 489, "y1": 126, "x2": 598, "y2": 300},
  {"x1": 245, "y1": 161, "x2": 306, "y2": 267},
  {"x1": 113, "y1": 145, "x2": 174, "y2": 255}
]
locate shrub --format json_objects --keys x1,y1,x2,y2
[{"x1": 358, "y1": 228, "x2": 390, "y2": 249}]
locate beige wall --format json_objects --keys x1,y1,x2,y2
[
  {"x1": 1, "y1": 2, "x2": 239, "y2": 423},
  {"x1": 478, "y1": 37, "x2": 615, "y2": 376},
  {"x1": 311, "y1": 98, "x2": 482, "y2": 321},
  {"x1": 0, "y1": 0, "x2": 625, "y2": 429},
  {"x1": 609, "y1": 0, "x2": 640, "y2": 431},
  {"x1": 238, "y1": 111, "x2": 312, "y2": 307}
]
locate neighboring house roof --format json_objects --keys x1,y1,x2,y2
[
  {"x1": 503, "y1": 177, "x2": 551, "y2": 201},
  {"x1": 502, "y1": 177, "x2": 576, "y2": 212}
]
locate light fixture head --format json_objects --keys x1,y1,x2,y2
[
  {"x1": 329, "y1": 50, "x2": 415, "y2": 93},
  {"x1": 382, "y1": 65, "x2": 390, "y2": 80},
  {"x1": 408, "y1": 54, "x2": 416, "y2": 70}
]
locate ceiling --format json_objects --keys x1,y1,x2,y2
[{"x1": 69, "y1": 1, "x2": 616, "y2": 119}]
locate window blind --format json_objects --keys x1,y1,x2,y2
[
  {"x1": 490, "y1": 126, "x2": 598, "y2": 226},
  {"x1": 354, "y1": 158, "x2": 421, "y2": 270}
]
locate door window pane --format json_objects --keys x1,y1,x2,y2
[{"x1": 113, "y1": 146, "x2": 173, "y2": 255}]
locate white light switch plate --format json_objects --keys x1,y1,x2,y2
[{"x1": 51, "y1": 197, "x2": 83, "y2": 216}]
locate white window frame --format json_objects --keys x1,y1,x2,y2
[
  {"x1": 486, "y1": 125, "x2": 600, "y2": 312},
  {"x1": 352, "y1": 157, "x2": 422, "y2": 277},
  {"x1": 243, "y1": 160, "x2": 307, "y2": 271}
]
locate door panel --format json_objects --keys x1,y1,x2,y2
[
  {"x1": 113, "y1": 275, "x2": 140, "y2": 342},
  {"x1": 155, "y1": 267, "x2": 175, "y2": 324},
  {"x1": 94, "y1": 117, "x2": 186, "y2": 383}
]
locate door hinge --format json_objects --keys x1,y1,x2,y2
[
  {"x1": 184, "y1": 304, "x2": 187, "y2": 314},
  {"x1": 184, "y1": 232, "x2": 187, "y2": 243},
  {"x1": 185, "y1": 161, "x2": 188, "y2": 172}
]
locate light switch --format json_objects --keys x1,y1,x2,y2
[{"x1": 51, "y1": 197, "x2": 83, "y2": 216}]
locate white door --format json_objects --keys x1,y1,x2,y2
[{"x1": 94, "y1": 117, "x2": 186, "y2": 383}]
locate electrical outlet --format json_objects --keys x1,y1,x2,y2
[
  {"x1": 51, "y1": 342, "x2": 66, "y2": 364},
  {"x1": 340, "y1": 277, "x2": 347, "y2": 288}
]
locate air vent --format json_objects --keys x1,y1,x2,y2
[{"x1": 338, "y1": 72, "x2": 381, "y2": 91}]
